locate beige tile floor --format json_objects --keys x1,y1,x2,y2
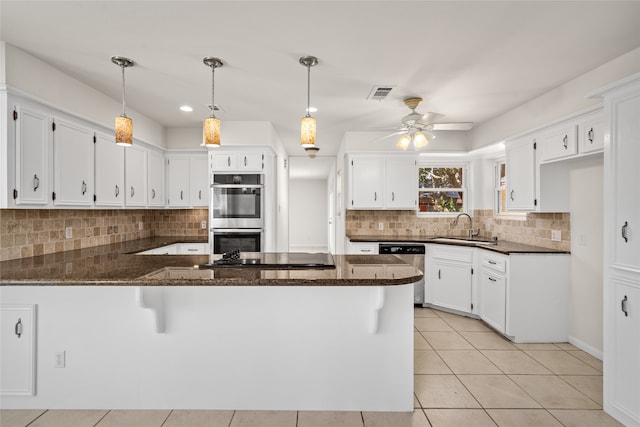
[{"x1": 0, "y1": 307, "x2": 623, "y2": 427}]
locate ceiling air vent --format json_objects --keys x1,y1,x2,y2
[{"x1": 367, "y1": 85, "x2": 396, "y2": 101}]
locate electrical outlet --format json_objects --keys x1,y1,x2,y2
[
  {"x1": 551, "y1": 229, "x2": 562, "y2": 242},
  {"x1": 65, "y1": 227, "x2": 72, "y2": 239},
  {"x1": 378, "y1": 222, "x2": 384, "y2": 231},
  {"x1": 579, "y1": 233, "x2": 587, "y2": 246},
  {"x1": 201, "y1": 220, "x2": 207, "y2": 230},
  {"x1": 54, "y1": 351, "x2": 65, "y2": 368},
  {"x1": 138, "y1": 221, "x2": 143, "y2": 231}
]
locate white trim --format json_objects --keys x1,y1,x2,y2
[{"x1": 568, "y1": 335, "x2": 603, "y2": 361}]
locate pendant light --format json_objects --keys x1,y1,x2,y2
[
  {"x1": 299, "y1": 55, "x2": 319, "y2": 155},
  {"x1": 202, "y1": 57, "x2": 224, "y2": 147},
  {"x1": 111, "y1": 56, "x2": 134, "y2": 146}
]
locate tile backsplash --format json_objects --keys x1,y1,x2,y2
[
  {"x1": 0, "y1": 209, "x2": 208, "y2": 261},
  {"x1": 345, "y1": 209, "x2": 570, "y2": 251}
]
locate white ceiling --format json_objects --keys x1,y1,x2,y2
[{"x1": 2, "y1": 1, "x2": 639, "y2": 158}]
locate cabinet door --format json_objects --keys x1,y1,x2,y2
[
  {"x1": 612, "y1": 280, "x2": 640, "y2": 419},
  {"x1": 432, "y1": 260, "x2": 472, "y2": 313},
  {"x1": 578, "y1": 110, "x2": 604, "y2": 154},
  {"x1": 167, "y1": 156, "x2": 190, "y2": 207},
  {"x1": 14, "y1": 106, "x2": 49, "y2": 205},
  {"x1": 189, "y1": 155, "x2": 209, "y2": 207},
  {"x1": 348, "y1": 264, "x2": 385, "y2": 279},
  {"x1": 480, "y1": 270, "x2": 506, "y2": 334},
  {"x1": 539, "y1": 123, "x2": 577, "y2": 162},
  {"x1": 349, "y1": 157, "x2": 384, "y2": 209},
  {"x1": 611, "y1": 91, "x2": 640, "y2": 271},
  {"x1": 238, "y1": 153, "x2": 263, "y2": 171},
  {"x1": 505, "y1": 137, "x2": 536, "y2": 211},
  {"x1": 94, "y1": 132, "x2": 124, "y2": 207},
  {"x1": 53, "y1": 118, "x2": 94, "y2": 206},
  {"x1": 346, "y1": 242, "x2": 378, "y2": 255},
  {"x1": 0, "y1": 305, "x2": 36, "y2": 396},
  {"x1": 211, "y1": 153, "x2": 236, "y2": 171},
  {"x1": 125, "y1": 145, "x2": 147, "y2": 207},
  {"x1": 147, "y1": 150, "x2": 165, "y2": 207},
  {"x1": 385, "y1": 157, "x2": 416, "y2": 209}
]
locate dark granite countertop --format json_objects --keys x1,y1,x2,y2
[
  {"x1": 348, "y1": 235, "x2": 570, "y2": 254},
  {"x1": 0, "y1": 237, "x2": 423, "y2": 286}
]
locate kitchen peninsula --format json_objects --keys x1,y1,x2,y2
[{"x1": 0, "y1": 238, "x2": 422, "y2": 412}]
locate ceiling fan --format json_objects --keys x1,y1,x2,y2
[{"x1": 379, "y1": 97, "x2": 474, "y2": 150}]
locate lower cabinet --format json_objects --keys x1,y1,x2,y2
[
  {"x1": 479, "y1": 252, "x2": 508, "y2": 334},
  {"x1": 426, "y1": 245, "x2": 474, "y2": 314},
  {"x1": 0, "y1": 305, "x2": 36, "y2": 396}
]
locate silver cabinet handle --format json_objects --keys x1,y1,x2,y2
[
  {"x1": 622, "y1": 221, "x2": 629, "y2": 242},
  {"x1": 488, "y1": 277, "x2": 497, "y2": 282},
  {"x1": 15, "y1": 318, "x2": 22, "y2": 338},
  {"x1": 374, "y1": 192, "x2": 377, "y2": 201},
  {"x1": 562, "y1": 135, "x2": 568, "y2": 149},
  {"x1": 361, "y1": 249, "x2": 371, "y2": 253},
  {"x1": 130, "y1": 186, "x2": 135, "y2": 198},
  {"x1": 244, "y1": 156, "x2": 247, "y2": 167},
  {"x1": 392, "y1": 191, "x2": 395, "y2": 201},
  {"x1": 151, "y1": 189, "x2": 156, "y2": 199},
  {"x1": 198, "y1": 190, "x2": 202, "y2": 200},
  {"x1": 622, "y1": 295, "x2": 628, "y2": 317},
  {"x1": 510, "y1": 190, "x2": 515, "y2": 201},
  {"x1": 588, "y1": 127, "x2": 594, "y2": 143},
  {"x1": 187, "y1": 248, "x2": 198, "y2": 252},
  {"x1": 81, "y1": 180, "x2": 87, "y2": 195},
  {"x1": 33, "y1": 174, "x2": 39, "y2": 192},
  {"x1": 115, "y1": 185, "x2": 119, "y2": 197},
  {"x1": 227, "y1": 156, "x2": 231, "y2": 167},
  {"x1": 180, "y1": 190, "x2": 184, "y2": 200},
  {"x1": 438, "y1": 269, "x2": 441, "y2": 280},
  {"x1": 488, "y1": 260, "x2": 497, "y2": 265}
]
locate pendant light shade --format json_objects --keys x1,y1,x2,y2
[
  {"x1": 202, "y1": 57, "x2": 224, "y2": 147},
  {"x1": 299, "y1": 56, "x2": 319, "y2": 150},
  {"x1": 396, "y1": 131, "x2": 434, "y2": 151},
  {"x1": 111, "y1": 56, "x2": 134, "y2": 146}
]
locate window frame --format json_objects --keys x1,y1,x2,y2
[{"x1": 416, "y1": 161, "x2": 469, "y2": 217}]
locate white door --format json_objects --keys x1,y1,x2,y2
[
  {"x1": 167, "y1": 156, "x2": 190, "y2": 207},
  {"x1": 432, "y1": 260, "x2": 472, "y2": 313},
  {"x1": 189, "y1": 155, "x2": 209, "y2": 207},
  {"x1": 237, "y1": 153, "x2": 263, "y2": 171},
  {"x1": 147, "y1": 150, "x2": 165, "y2": 207},
  {"x1": 94, "y1": 132, "x2": 124, "y2": 207},
  {"x1": 14, "y1": 106, "x2": 49, "y2": 205},
  {"x1": 0, "y1": 305, "x2": 36, "y2": 396},
  {"x1": 506, "y1": 137, "x2": 536, "y2": 211},
  {"x1": 613, "y1": 280, "x2": 640, "y2": 419},
  {"x1": 53, "y1": 118, "x2": 94, "y2": 206},
  {"x1": 349, "y1": 157, "x2": 384, "y2": 209},
  {"x1": 125, "y1": 145, "x2": 147, "y2": 207},
  {"x1": 480, "y1": 270, "x2": 506, "y2": 334},
  {"x1": 211, "y1": 153, "x2": 236, "y2": 171},
  {"x1": 385, "y1": 157, "x2": 416, "y2": 209}
]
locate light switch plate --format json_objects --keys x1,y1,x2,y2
[
  {"x1": 378, "y1": 222, "x2": 384, "y2": 231},
  {"x1": 551, "y1": 230, "x2": 561, "y2": 242}
]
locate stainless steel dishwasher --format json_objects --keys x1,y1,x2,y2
[{"x1": 379, "y1": 244, "x2": 426, "y2": 305}]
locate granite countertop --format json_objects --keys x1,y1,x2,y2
[
  {"x1": 0, "y1": 237, "x2": 423, "y2": 287},
  {"x1": 348, "y1": 235, "x2": 570, "y2": 254}
]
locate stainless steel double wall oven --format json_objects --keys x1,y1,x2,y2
[{"x1": 210, "y1": 174, "x2": 264, "y2": 254}]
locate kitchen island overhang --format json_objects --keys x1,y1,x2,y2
[{"x1": 0, "y1": 240, "x2": 422, "y2": 412}]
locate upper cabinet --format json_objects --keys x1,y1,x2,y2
[
  {"x1": 52, "y1": 118, "x2": 94, "y2": 206},
  {"x1": 538, "y1": 123, "x2": 577, "y2": 162},
  {"x1": 147, "y1": 150, "x2": 165, "y2": 207},
  {"x1": 94, "y1": 131, "x2": 124, "y2": 207},
  {"x1": 167, "y1": 153, "x2": 208, "y2": 208},
  {"x1": 13, "y1": 106, "x2": 50, "y2": 206},
  {"x1": 189, "y1": 155, "x2": 209, "y2": 207},
  {"x1": 211, "y1": 152, "x2": 264, "y2": 172},
  {"x1": 505, "y1": 136, "x2": 536, "y2": 211},
  {"x1": 125, "y1": 144, "x2": 147, "y2": 207},
  {"x1": 347, "y1": 155, "x2": 417, "y2": 210}
]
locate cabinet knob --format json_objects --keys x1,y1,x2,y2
[
  {"x1": 488, "y1": 277, "x2": 497, "y2": 282},
  {"x1": 374, "y1": 192, "x2": 377, "y2": 201},
  {"x1": 244, "y1": 156, "x2": 247, "y2": 167},
  {"x1": 562, "y1": 135, "x2": 568, "y2": 149},
  {"x1": 151, "y1": 189, "x2": 156, "y2": 199},
  {"x1": 392, "y1": 191, "x2": 395, "y2": 202},
  {"x1": 180, "y1": 190, "x2": 184, "y2": 200},
  {"x1": 15, "y1": 318, "x2": 22, "y2": 338},
  {"x1": 588, "y1": 127, "x2": 594, "y2": 143},
  {"x1": 621, "y1": 295, "x2": 628, "y2": 317},
  {"x1": 115, "y1": 185, "x2": 119, "y2": 197},
  {"x1": 81, "y1": 180, "x2": 87, "y2": 195},
  {"x1": 227, "y1": 156, "x2": 231, "y2": 167},
  {"x1": 199, "y1": 190, "x2": 202, "y2": 200},
  {"x1": 130, "y1": 186, "x2": 135, "y2": 198},
  {"x1": 438, "y1": 269, "x2": 441, "y2": 280},
  {"x1": 622, "y1": 221, "x2": 629, "y2": 243},
  {"x1": 510, "y1": 190, "x2": 515, "y2": 201},
  {"x1": 33, "y1": 174, "x2": 39, "y2": 192}
]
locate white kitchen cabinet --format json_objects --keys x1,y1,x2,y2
[
  {"x1": 577, "y1": 109, "x2": 604, "y2": 154},
  {"x1": 125, "y1": 144, "x2": 147, "y2": 207},
  {"x1": 94, "y1": 132, "x2": 124, "y2": 207},
  {"x1": 384, "y1": 157, "x2": 417, "y2": 209},
  {"x1": 147, "y1": 150, "x2": 165, "y2": 207},
  {"x1": 0, "y1": 305, "x2": 36, "y2": 396},
  {"x1": 210, "y1": 151, "x2": 264, "y2": 172},
  {"x1": 52, "y1": 118, "x2": 94, "y2": 206},
  {"x1": 505, "y1": 135, "x2": 536, "y2": 211},
  {"x1": 479, "y1": 252, "x2": 508, "y2": 334},
  {"x1": 167, "y1": 155, "x2": 190, "y2": 207},
  {"x1": 347, "y1": 155, "x2": 416, "y2": 210},
  {"x1": 189, "y1": 155, "x2": 209, "y2": 207},
  {"x1": 13, "y1": 106, "x2": 50, "y2": 206},
  {"x1": 592, "y1": 73, "x2": 640, "y2": 426},
  {"x1": 538, "y1": 123, "x2": 577, "y2": 162},
  {"x1": 426, "y1": 245, "x2": 474, "y2": 314}
]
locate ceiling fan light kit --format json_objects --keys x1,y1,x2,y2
[
  {"x1": 300, "y1": 55, "x2": 319, "y2": 154},
  {"x1": 202, "y1": 57, "x2": 224, "y2": 147},
  {"x1": 111, "y1": 56, "x2": 134, "y2": 146}
]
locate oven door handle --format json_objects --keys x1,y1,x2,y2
[
  {"x1": 212, "y1": 184, "x2": 263, "y2": 189},
  {"x1": 213, "y1": 229, "x2": 263, "y2": 233}
]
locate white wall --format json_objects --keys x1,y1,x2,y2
[
  {"x1": 568, "y1": 155, "x2": 604, "y2": 356},
  {"x1": 165, "y1": 122, "x2": 276, "y2": 149},
  {"x1": 288, "y1": 179, "x2": 328, "y2": 252},
  {"x1": 343, "y1": 130, "x2": 469, "y2": 153},
  {"x1": 470, "y1": 47, "x2": 640, "y2": 149},
  {"x1": 3, "y1": 44, "x2": 165, "y2": 148}
]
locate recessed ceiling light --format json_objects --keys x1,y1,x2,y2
[
  {"x1": 306, "y1": 106, "x2": 318, "y2": 113},
  {"x1": 180, "y1": 105, "x2": 193, "y2": 112}
]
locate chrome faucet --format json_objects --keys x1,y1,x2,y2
[{"x1": 452, "y1": 213, "x2": 480, "y2": 239}]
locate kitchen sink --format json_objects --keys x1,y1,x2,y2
[{"x1": 431, "y1": 237, "x2": 496, "y2": 245}]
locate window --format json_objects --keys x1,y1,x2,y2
[{"x1": 418, "y1": 165, "x2": 466, "y2": 214}]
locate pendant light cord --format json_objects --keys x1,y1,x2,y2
[
  {"x1": 306, "y1": 64, "x2": 311, "y2": 118},
  {"x1": 121, "y1": 64, "x2": 127, "y2": 117},
  {"x1": 211, "y1": 65, "x2": 216, "y2": 119}
]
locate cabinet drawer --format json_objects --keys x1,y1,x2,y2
[
  {"x1": 179, "y1": 243, "x2": 208, "y2": 254},
  {"x1": 481, "y1": 254, "x2": 507, "y2": 273},
  {"x1": 348, "y1": 243, "x2": 378, "y2": 255},
  {"x1": 431, "y1": 246, "x2": 474, "y2": 263},
  {"x1": 539, "y1": 124, "x2": 578, "y2": 162}
]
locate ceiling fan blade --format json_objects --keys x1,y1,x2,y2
[
  {"x1": 371, "y1": 130, "x2": 407, "y2": 143},
  {"x1": 431, "y1": 122, "x2": 474, "y2": 131},
  {"x1": 417, "y1": 112, "x2": 445, "y2": 125}
]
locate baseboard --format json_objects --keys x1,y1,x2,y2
[{"x1": 568, "y1": 335, "x2": 603, "y2": 360}]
